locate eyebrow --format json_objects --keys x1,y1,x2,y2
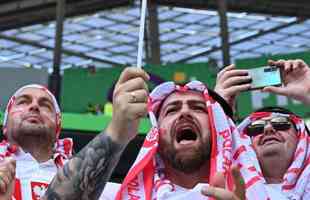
[
  {"x1": 163, "y1": 99, "x2": 205, "y2": 109},
  {"x1": 15, "y1": 94, "x2": 31, "y2": 101},
  {"x1": 188, "y1": 100, "x2": 206, "y2": 105},
  {"x1": 16, "y1": 94, "x2": 54, "y2": 106},
  {"x1": 39, "y1": 96, "x2": 54, "y2": 105},
  {"x1": 163, "y1": 101, "x2": 181, "y2": 109}
]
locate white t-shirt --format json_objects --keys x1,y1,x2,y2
[
  {"x1": 99, "y1": 182, "x2": 209, "y2": 200},
  {"x1": 13, "y1": 150, "x2": 59, "y2": 200},
  {"x1": 265, "y1": 184, "x2": 289, "y2": 200}
]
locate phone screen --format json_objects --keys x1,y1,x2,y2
[{"x1": 247, "y1": 66, "x2": 282, "y2": 90}]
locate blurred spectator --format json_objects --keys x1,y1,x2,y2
[
  {"x1": 0, "y1": 84, "x2": 73, "y2": 200},
  {"x1": 215, "y1": 59, "x2": 310, "y2": 199}
]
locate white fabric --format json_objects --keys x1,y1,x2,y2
[
  {"x1": 13, "y1": 149, "x2": 59, "y2": 200},
  {"x1": 156, "y1": 183, "x2": 209, "y2": 200},
  {"x1": 265, "y1": 184, "x2": 289, "y2": 200},
  {"x1": 99, "y1": 182, "x2": 121, "y2": 200}
]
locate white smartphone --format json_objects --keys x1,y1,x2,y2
[{"x1": 247, "y1": 66, "x2": 282, "y2": 90}]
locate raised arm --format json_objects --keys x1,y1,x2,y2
[{"x1": 42, "y1": 67, "x2": 149, "y2": 200}]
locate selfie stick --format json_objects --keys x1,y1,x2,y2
[{"x1": 137, "y1": 0, "x2": 147, "y2": 68}]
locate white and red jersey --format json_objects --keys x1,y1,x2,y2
[
  {"x1": 0, "y1": 139, "x2": 73, "y2": 200},
  {"x1": 12, "y1": 150, "x2": 59, "y2": 200}
]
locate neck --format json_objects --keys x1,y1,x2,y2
[
  {"x1": 260, "y1": 156, "x2": 289, "y2": 184},
  {"x1": 163, "y1": 161, "x2": 210, "y2": 189},
  {"x1": 11, "y1": 136, "x2": 53, "y2": 163}
]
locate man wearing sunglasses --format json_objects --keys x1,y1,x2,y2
[{"x1": 215, "y1": 59, "x2": 310, "y2": 199}]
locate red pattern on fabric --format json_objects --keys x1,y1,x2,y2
[
  {"x1": 249, "y1": 112, "x2": 271, "y2": 121},
  {"x1": 13, "y1": 179, "x2": 22, "y2": 200},
  {"x1": 233, "y1": 146, "x2": 246, "y2": 160},
  {"x1": 245, "y1": 176, "x2": 261, "y2": 189}
]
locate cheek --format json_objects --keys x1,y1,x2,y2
[
  {"x1": 10, "y1": 107, "x2": 27, "y2": 117},
  {"x1": 159, "y1": 128, "x2": 167, "y2": 135},
  {"x1": 41, "y1": 112, "x2": 57, "y2": 127},
  {"x1": 285, "y1": 134, "x2": 298, "y2": 147},
  {"x1": 251, "y1": 136, "x2": 260, "y2": 148}
]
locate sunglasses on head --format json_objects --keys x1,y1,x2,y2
[{"x1": 246, "y1": 116, "x2": 293, "y2": 137}]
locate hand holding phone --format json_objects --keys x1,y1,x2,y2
[{"x1": 247, "y1": 66, "x2": 282, "y2": 90}]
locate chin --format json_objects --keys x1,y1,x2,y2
[
  {"x1": 169, "y1": 148, "x2": 208, "y2": 174},
  {"x1": 259, "y1": 146, "x2": 283, "y2": 157}
]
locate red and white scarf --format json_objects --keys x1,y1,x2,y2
[
  {"x1": 116, "y1": 81, "x2": 269, "y2": 200},
  {"x1": 238, "y1": 112, "x2": 310, "y2": 200}
]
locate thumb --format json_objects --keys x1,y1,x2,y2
[
  {"x1": 262, "y1": 86, "x2": 288, "y2": 96},
  {"x1": 231, "y1": 166, "x2": 246, "y2": 200},
  {"x1": 210, "y1": 172, "x2": 225, "y2": 188},
  {"x1": 268, "y1": 59, "x2": 276, "y2": 66}
]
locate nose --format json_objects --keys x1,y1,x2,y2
[
  {"x1": 29, "y1": 100, "x2": 40, "y2": 113},
  {"x1": 178, "y1": 105, "x2": 193, "y2": 120},
  {"x1": 263, "y1": 121, "x2": 276, "y2": 135}
]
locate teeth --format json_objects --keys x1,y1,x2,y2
[{"x1": 179, "y1": 140, "x2": 195, "y2": 145}]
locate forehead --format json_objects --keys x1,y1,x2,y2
[
  {"x1": 161, "y1": 90, "x2": 205, "y2": 108},
  {"x1": 16, "y1": 87, "x2": 53, "y2": 102}
]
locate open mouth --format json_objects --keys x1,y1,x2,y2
[{"x1": 176, "y1": 127, "x2": 198, "y2": 144}]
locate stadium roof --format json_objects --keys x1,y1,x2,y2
[{"x1": 0, "y1": 1, "x2": 309, "y2": 70}]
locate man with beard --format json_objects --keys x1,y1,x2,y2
[
  {"x1": 215, "y1": 59, "x2": 310, "y2": 199},
  {"x1": 42, "y1": 68, "x2": 261, "y2": 200},
  {"x1": 0, "y1": 84, "x2": 73, "y2": 200},
  {"x1": 114, "y1": 80, "x2": 258, "y2": 200}
]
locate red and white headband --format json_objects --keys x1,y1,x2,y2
[{"x1": 2, "y1": 84, "x2": 61, "y2": 138}]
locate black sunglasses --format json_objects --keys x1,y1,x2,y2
[{"x1": 246, "y1": 116, "x2": 293, "y2": 137}]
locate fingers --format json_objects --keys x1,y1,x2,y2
[
  {"x1": 268, "y1": 59, "x2": 307, "y2": 74},
  {"x1": 262, "y1": 86, "x2": 289, "y2": 96},
  {"x1": 107, "y1": 67, "x2": 150, "y2": 144},
  {"x1": 210, "y1": 172, "x2": 225, "y2": 188},
  {"x1": 217, "y1": 64, "x2": 236, "y2": 78},
  {"x1": 232, "y1": 166, "x2": 246, "y2": 200},
  {"x1": 223, "y1": 76, "x2": 251, "y2": 89},
  {"x1": 225, "y1": 84, "x2": 251, "y2": 97},
  {"x1": 128, "y1": 89, "x2": 148, "y2": 104},
  {"x1": 0, "y1": 157, "x2": 16, "y2": 194},
  {"x1": 113, "y1": 68, "x2": 149, "y2": 103},
  {"x1": 126, "y1": 103, "x2": 148, "y2": 120},
  {"x1": 116, "y1": 67, "x2": 150, "y2": 86},
  {"x1": 201, "y1": 185, "x2": 237, "y2": 200},
  {"x1": 117, "y1": 77, "x2": 148, "y2": 94},
  {"x1": 202, "y1": 166, "x2": 245, "y2": 200},
  {"x1": 218, "y1": 67, "x2": 249, "y2": 83}
]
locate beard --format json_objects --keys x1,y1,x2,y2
[
  {"x1": 10, "y1": 120, "x2": 55, "y2": 145},
  {"x1": 158, "y1": 138, "x2": 211, "y2": 174}
]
